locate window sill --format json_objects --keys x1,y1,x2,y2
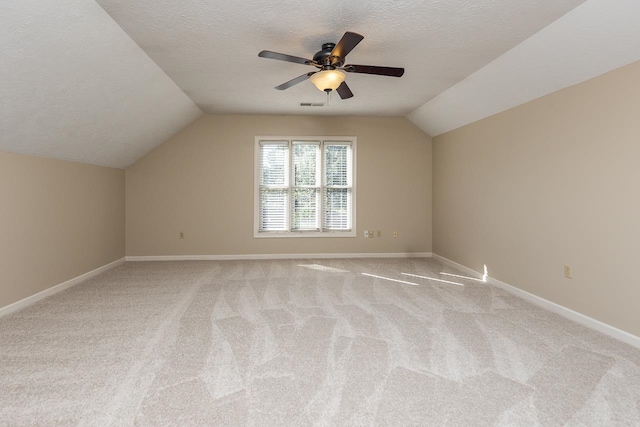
[{"x1": 254, "y1": 230, "x2": 356, "y2": 238}]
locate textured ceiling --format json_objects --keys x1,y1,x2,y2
[
  {"x1": 95, "y1": 0, "x2": 586, "y2": 117},
  {"x1": 1, "y1": 0, "x2": 201, "y2": 169},
  {"x1": 4, "y1": 0, "x2": 640, "y2": 169},
  {"x1": 409, "y1": 0, "x2": 640, "y2": 136}
]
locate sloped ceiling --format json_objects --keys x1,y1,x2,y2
[
  {"x1": 2, "y1": 0, "x2": 640, "y2": 169},
  {"x1": 409, "y1": 0, "x2": 640, "y2": 136},
  {"x1": 1, "y1": 0, "x2": 201, "y2": 169}
]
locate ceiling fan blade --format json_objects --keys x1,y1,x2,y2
[
  {"x1": 336, "y1": 81, "x2": 354, "y2": 99},
  {"x1": 344, "y1": 64, "x2": 405, "y2": 77},
  {"x1": 259, "y1": 50, "x2": 314, "y2": 65},
  {"x1": 331, "y1": 32, "x2": 364, "y2": 58},
  {"x1": 274, "y1": 72, "x2": 316, "y2": 90}
]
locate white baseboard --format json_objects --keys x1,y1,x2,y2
[
  {"x1": 432, "y1": 254, "x2": 486, "y2": 281},
  {"x1": 0, "y1": 258, "x2": 125, "y2": 317},
  {"x1": 126, "y1": 252, "x2": 433, "y2": 262},
  {"x1": 433, "y1": 254, "x2": 640, "y2": 349}
]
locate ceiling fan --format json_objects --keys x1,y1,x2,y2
[{"x1": 258, "y1": 31, "x2": 404, "y2": 99}]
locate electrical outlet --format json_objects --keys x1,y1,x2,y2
[
  {"x1": 179, "y1": 232, "x2": 185, "y2": 239},
  {"x1": 564, "y1": 264, "x2": 572, "y2": 278},
  {"x1": 393, "y1": 231, "x2": 398, "y2": 238},
  {"x1": 377, "y1": 230, "x2": 382, "y2": 237}
]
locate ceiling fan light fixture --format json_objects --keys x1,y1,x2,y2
[{"x1": 310, "y1": 69, "x2": 346, "y2": 92}]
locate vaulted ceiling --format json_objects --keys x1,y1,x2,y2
[{"x1": 2, "y1": 0, "x2": 639, "y2": 168}]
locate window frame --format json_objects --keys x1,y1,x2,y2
[{"x1": 254, "y1": 136, "x2": 357, "y2": 238}]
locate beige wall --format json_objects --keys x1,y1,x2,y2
[
  {"x1": 0, "y1": 152, "x2": 125, "y2": 308},
  {"x1": 433, "y1": 60, "x2": 640, "y2": 336},
  {"x1": 126, "y1": 115, "x2": 432, "y2": 256}
]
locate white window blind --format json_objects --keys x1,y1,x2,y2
[
  {"x1": 255, "y1": 137, "x2": 356, "y2": 237},
  {"x1": 259, "y1": 142, "x2": 289, "y2": 231},
  {"x1": 324, "y1": 143, "x2": 352, "y2": 231},
  {"x1": 292, "y1": 142, "x2": 321, "y2": 231}
]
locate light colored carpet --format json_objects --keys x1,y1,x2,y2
[{"x1": 1, "y1": 258, "x2": 639, "y2": 426}]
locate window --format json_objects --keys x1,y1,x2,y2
[{"x1": 254, "y1": 136, "x2": 356, "y2": 237}]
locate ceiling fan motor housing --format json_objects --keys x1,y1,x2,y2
[{"x1": 313, "y1": 43, "x2": 344, "y2": 69}]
